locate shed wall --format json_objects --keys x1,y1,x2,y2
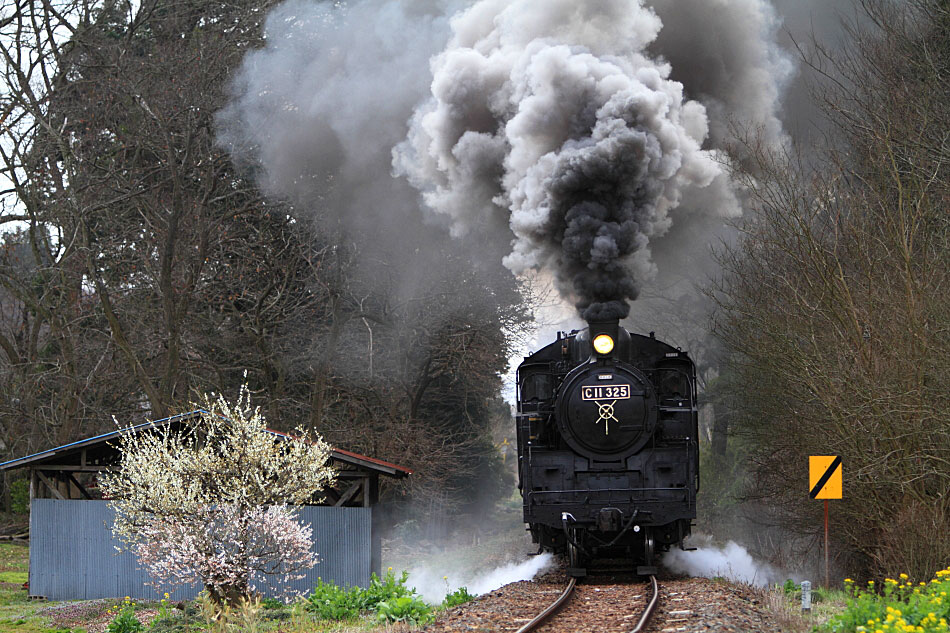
[{"x1": 29, "y1": 499, "x2": 371, "y2": 601}]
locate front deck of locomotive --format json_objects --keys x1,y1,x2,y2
[{"x1": 516, "y1": 318, "x2": 698, "y2": 575}]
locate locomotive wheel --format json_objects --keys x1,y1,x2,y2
[
  {"x1": 567, "y1": 527, "x2": 584, "y2": 572},
  {"x1": 642, "y1": 531, "x2": 655, "y2": 566},
  {"x1": 568, "y1": 539, "x2": 579, "y2": 568}
]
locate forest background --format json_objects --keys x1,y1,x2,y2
[{"x1": 0, "y1": 0, "x2": 946, "y2": 581}]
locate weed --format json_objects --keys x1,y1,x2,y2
[
  {"x1": 106, "y1": 598, "x2": 144, "y2": 633},
  {"x1": 442, "y1": 587, "x2": 475, "y2": 608},
  {"x1": 777, "y1": 579, "x2": 832, "y2": 604},
  {"x1": 304, "y1": 579, "x2": 361, "y2": 620},
  {"x1": 259, "y1": 597, "x2": 284, "y2": 610},
  {"x1": 356, "y1": 569, "x2": 415, "y2": 611},
  {"x1": 375, "y1": 596, "x2": 433, "y2": 625}
]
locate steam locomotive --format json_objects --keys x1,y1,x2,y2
[{"x1": 516, "y1": 318, "x2": 698, "y2": 575}]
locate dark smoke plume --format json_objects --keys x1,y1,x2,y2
[
  {"x1": 219, "y1": 0, "x2": 802, "y2": 322},
  {"x1": 393, "y1": 0, "x2": 795, "y2": 320}
]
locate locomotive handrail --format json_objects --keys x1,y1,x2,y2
[
  {"x1": 528, "y1": 486, "x2": 689, "y2": 495},
  {"x1": 526, "y1": 486, "x2": 689, "y2": 505}
]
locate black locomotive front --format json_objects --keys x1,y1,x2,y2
[{"x1": 516, "y1": 318, "x2": 698, "y2": 574}]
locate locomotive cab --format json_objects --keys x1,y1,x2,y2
[{"x1": 516, "y1": 318, "x2": 698, "y2": 575}]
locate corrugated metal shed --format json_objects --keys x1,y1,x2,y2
[
  {"x1": 2, "y1": 411, "x2": 411, "y2": 600},
  {"x1": 30, "y1": 500, "x2": 371, "y2": 600}
]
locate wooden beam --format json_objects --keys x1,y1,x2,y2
[
  {"x1": 35, "y1": 471, "x2": 65, "y2": 500},
  {"x1": 25, "y1": 465, "x2": 113, "y2": 473},
  {"x1": 333, "y1": 481, "x2": 362, "y2": 507},
  {"x1": 322, "y1": 487, "x2": 341, "y2": 505},
  {"x1": 67, "y1": 473, "x2": 92, "y2": 500}
]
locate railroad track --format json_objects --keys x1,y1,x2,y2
[{"x1": 514, "y1": 574, "x2": 659, "y2": 633}]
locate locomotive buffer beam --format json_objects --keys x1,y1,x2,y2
[{"x1": 597, "y1": 507, "x2": 623, "y2": 532}]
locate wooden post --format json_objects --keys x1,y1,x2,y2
[
  {"x1": 824, "y1": 499, "x2": 830, "y2": 588},
  {"x1": 368, "y1": 474, "x2": 381, "y2": 578},
  {"x1": 2, "y1": 471, "x2": 10, "y2": 513}
]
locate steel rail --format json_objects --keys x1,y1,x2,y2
[
  {"x1": 629, "y1": 575, "x2": 659, "y2": 633},
  {"x1": 514, "y1": 576, "x2": 577, "y2": 633}
]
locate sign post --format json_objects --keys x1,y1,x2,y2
[{"x1": 809, "y1": 456, "x2": 843, "y2": 587}]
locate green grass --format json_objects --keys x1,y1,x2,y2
[
  {"x1": 0, "y1": 543, "x2": 434, "y2": 632},
  {"x1": 0, "y1": 542, "x2": 93, "y2": 633},
  {"x1": 766, "y1": 580, "x2": 849, "y2": 633},
  {"x1": 0, "y1": 544, "x2": 29, "y2": 574},
  {"x1": 0, "y1": 541, "x2": 469, "y2": 632},
  {"x1": 0, "y1": 573, "x2": 27, "y2": 584}
]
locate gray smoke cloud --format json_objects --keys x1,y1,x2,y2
[
  {"x1": 217, "y1": 0, "x2": 823, "y2": 324},
  {"x1": 216, "y1": 0, "x2": 477, "y2": 299},
  {"x1": 393, "y1": 0, "x2": 792, "y2": 321}
]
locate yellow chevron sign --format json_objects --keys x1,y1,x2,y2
[{"x1": 809, "y1": 455, "x2": 842, "y2": 500}]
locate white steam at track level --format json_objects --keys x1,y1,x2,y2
[
  {"x1": 407, "y1": 553, "x2": 555, "y2": 604},
  {"x1": 394, "y1": 0, "x2": 777, "y2": 320},
  {"x1": 663, "y1": 540, "x2": 780, "y2": 587}
]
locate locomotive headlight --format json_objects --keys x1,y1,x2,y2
[{"x1": 592, "y1": 334, "x2": 614, "y2": 355}]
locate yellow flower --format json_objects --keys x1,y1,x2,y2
[
  {"x1": 846, "y1": 578, "x2": 854, "y2": 583},
  {"x1": 900, "y1": 573, "x2": 909, "y2": 580}
]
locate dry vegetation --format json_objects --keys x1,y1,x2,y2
[{"x1": 711, "y1": 0, "x2": 949, "y2": 579}]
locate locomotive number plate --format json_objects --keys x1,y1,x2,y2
[{"x1": 581, "y1": 385, "x2": 630, "y2": 400}]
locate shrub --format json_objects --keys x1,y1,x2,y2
[
  {"x1": 443, "y1": 586, "x2": 475, "y2": 608},
  {"x1": 10, "y1": 480, "x2": 28, "y2": 515},
  {"x1": 375, "y1": 596, "x2": 433, "y2": 625},
  {"x1": 821, "y1": 568, "x2": 950, "y2": 633},
  {"x1": 356, "y1": 569, "x2": 416, "y2": 611},
  {"x1": 305, "y1": 578, "x2": 361, "y2": 620},
  {"x1": 305, "y1": 569, "x2": 433, "y2": 622}
]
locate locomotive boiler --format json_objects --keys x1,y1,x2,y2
[{"x1": 516, "y1": 318, "x2": 698, "y2": 575}]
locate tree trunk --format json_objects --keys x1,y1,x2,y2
[{"x1": 309, "y1": 299, "x2": 345, "y2": 430}]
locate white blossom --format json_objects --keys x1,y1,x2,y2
[{"x1": 100, "y1": 384, "x2": 336, "y2": 602}]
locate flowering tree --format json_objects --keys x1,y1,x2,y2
[{"x1": 100, "y1": 386, "x2": 336, "y2": 603}]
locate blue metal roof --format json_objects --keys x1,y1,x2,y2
[
  {"x1": 0, "y1": 409, "x2": 410, "y2": 477},
  {"x1": 0, "y1": 411, "x2": 205, "y2": 471}
]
